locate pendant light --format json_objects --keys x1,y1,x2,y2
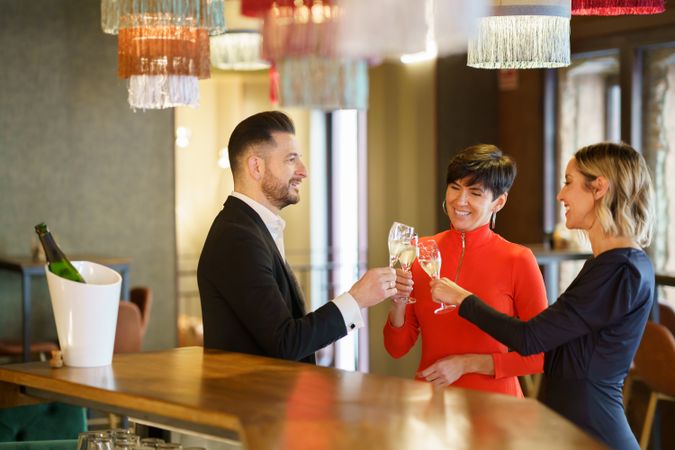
[
  {"x1": 468, "y1": 0, "x2": 572, "y2": 70},
  {"x1": 572, "y1": 0, "x2": 665, "y2": 15}
]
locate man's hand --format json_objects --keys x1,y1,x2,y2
[{"x1": 349, "y1": 267, "x2": 397, "y2": 308}]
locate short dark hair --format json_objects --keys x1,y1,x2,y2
[
  {"x1": 445, "y1": 144, "x2": 516, "y2": 199},
  {"x1": 228, "y1": 111, "x2": 295, "y2": 177}
]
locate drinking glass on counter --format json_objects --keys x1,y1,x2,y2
[
  {"x1": 88, "y1": 436, "x2": 114, "y2": 450},
  {"x1": 78, "y1": 431, "x2": 106, "y2": 450},
  {"x1": 156, "y1": 444, "x2": 182, "y2": 450},
  {"x1": 139, "y1": 438, "x2": 166, "y2": 448}
]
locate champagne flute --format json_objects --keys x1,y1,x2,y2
[
  {"x1": 396, "y1": 233, "x2": 418, "y2": 304},
  {"x1": 388, "y1": 222, "x2": 415, "y2": 268},
  {"x1": 418, "y1": 240, "x2": 454, "y2": 314},
  {"x1": 388, "y1": 222, "x2": 417, "y2": 304}
]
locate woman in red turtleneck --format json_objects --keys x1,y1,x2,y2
[{"x1": 384, "y1": 144, "x2": 547, "y2": 397}]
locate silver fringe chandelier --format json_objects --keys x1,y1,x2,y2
[{"x1": 468, "y1": 0, "x2": 572, "y2": 70}]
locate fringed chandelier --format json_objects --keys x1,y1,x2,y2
[
  {"x1": 337, "y1": 0, "x2": 488, "y2": 61},
  {"x1": 101, "y1": 0, "x2": 226, "y2": 110},
  {"x1": 261, "y1": 0, "x2": 339, "y2": 62},
  {"x1": 336, "y1": 0, "x2": 428, "y2": 60},
  {"x1": 210, "y1": 0, "x2": 269, "y2": 71},
  {"x1": 572, "y1": 0, "x2": 665, "y2": 15},
  {"x1": 468, "y1": 0, "x2": 572, "y2": 69},
  {"x1": 242, "y1": 0, "x2": 368, "y2": 110},
  {"x1": 277, "y1": 57, "x2": 368, "y2": 110},
  {"x1": 210, "y1": 32, "x2": 269, "y2": 70}
]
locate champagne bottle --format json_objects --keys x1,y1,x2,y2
[{"x1": 34, "y1": 222, "x2": 86, "y2": 283}]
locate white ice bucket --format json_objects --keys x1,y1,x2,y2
[{"x1": 46, "y1": 261, "x2": 121, "y2": 367}]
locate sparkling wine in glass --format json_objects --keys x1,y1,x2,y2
[
  {"x1": 396, "y1": 233, "x2": 418, "y2": 304},
  {"x1": 418, "y1": 239, "x2": 454, "y2": 314},
  {"x1": 388, "y1": 222, "x2": 415, "y2": 268}
]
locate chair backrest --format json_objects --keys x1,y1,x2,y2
[
  {"x1": 114, "y1": 301, "x2": 143, "y2": 354},
  {"x1": 129, "y1": 286, "x2": 152, "y2": 337},
  {"x1": 658, "y1": 302, "x2": 675, "y2": 337},
  {"x1": 633, "y1": 321, "x2": 675, "y2": 397},
  {"x1": 0, "y1": 403, "x2": 86, "y2": 442}
]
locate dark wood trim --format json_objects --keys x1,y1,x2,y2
[
  {"x1": 571, "y1": 10, "x2": 675, "y2": 44},
  {"x1": 655, "y1": 273, "x2": 675, "y2": 288},
  {"x1": 543, "y1": 69, "x2": 557, "y2": 239}
]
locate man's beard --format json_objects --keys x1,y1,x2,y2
[{"x1": 262, "y1": 171, "x2": 300, "y2": 209}]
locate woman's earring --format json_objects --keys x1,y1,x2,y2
[
  {"x1": 490, "y1": 212, "x2": 496, "y2": 229},
  {"x1": 441, "y1": 200, "x2": 447, "y2": 214}
]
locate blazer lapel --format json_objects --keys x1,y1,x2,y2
[{"x1": 226, "y1": 196, "x2": 307, "y2": 317}]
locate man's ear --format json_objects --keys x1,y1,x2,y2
[
  {"x1": 247, "y1": 154, "x2": 264, "y2": 181},
  {"x1": 592, "y1": 176, "x2": 609, "y2": 200}
]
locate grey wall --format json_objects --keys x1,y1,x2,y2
[{"x1": 0, "y1": 1, "x2": 176, "y2": 350}]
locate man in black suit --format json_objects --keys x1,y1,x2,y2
[{"x1": 198, "y1": 111, "x2": 397, "y2": 363}]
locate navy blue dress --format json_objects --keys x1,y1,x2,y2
[{"x1": 459, "y1": 248, "x2": 654, "y2": 450}]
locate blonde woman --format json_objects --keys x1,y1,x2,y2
[{"x1": 431, "y1": 142, "x2": 655, "y2": 450}]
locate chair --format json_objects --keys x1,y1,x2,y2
[
  {"x1": 658, "y1": 302, "x2": 675, "y2": 336},
  {"x1": 632, "y1": 321, "x2": 675, "y2": 450},
  {"x1": 129, "y1": 286, "x2": 152, "y2": 337},
  {"x1": 0, "y1": 403, "x2": 86, "y2": 442},
  {"x1": 623, "y1": 303, "x2": 675, "y2": 408},
  {"x1": 113, "y1": 301, "x2": 143, "y2": 354},
  {"x1": 114, "y1": 286, "x2": 152, "y2": 354}
]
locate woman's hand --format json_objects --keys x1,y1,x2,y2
[
  {"x1": 418, "y1": 354, "x2": 495, "y2": 388},
  {"x1": 429, "y1": 277, "x2": 472, "y2": 307},
  {"x1": 388, "y1": 269, "x2": 412, "y2": 327},
  {"x1": 418, "y1": 355, "x2": 470, "y2": 387},
  {"x1": 393, "y1": 268, "x2": 413, "y2": 303}
]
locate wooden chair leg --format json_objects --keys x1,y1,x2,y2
[
  {"x1": 108, "y1": 413, "x2": 121, "y2": 429},
  {"x1": 520, "y1": 375, "x2": 534, "y2": 397},
  {"x1": 531, "y1": 373, "x2": 542, "y2": 398},
  {"x1": 521, "y1": 373, "x2": 543, "y2": 399},
  {"x1": 640, "y1": 391, "x2": 658, "y2": 450}
]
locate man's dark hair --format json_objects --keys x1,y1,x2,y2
[
  {"x1": 445, "y1": 144, "x2": 517, "y2": 199},
  {"x1": 228, "y1": 111, "x2": 295, "y2": 178}
]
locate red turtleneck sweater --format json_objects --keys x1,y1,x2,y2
[{"x1": 383, "y1": 224, "x2": 547, "y2": 397}]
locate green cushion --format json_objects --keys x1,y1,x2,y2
[
  {"x1": 0, "y1": 440, "x2": 77, "y2": 450},
  {"x1": 0, "y1": 404, "x2": 86, "y2": 442}
]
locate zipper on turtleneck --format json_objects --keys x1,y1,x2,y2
[{"x1": 454, "y1": 232, "x2": 466, "y2": 282}]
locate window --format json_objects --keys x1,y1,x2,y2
[
  {"x1": 309, "y1": 110, "x2": 368, "y2": 371},
  {"x1": 643, "y1": 44, "x2": 675, "y2": 310},
  {"x1": 555, "y1": 53, "x2": 620, "y2": 292}
]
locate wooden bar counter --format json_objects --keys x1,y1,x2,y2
[{"x1": 0, "y1": 347, "x2": 606, "y2": 450}]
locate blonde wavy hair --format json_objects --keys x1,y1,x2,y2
[{"x1": 574, "y1": 142, "x2": 654, "y2": 247}]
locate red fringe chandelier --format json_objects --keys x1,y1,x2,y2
[{"x1": 572, "y1": 0, "x2": 665, "y2": 15}]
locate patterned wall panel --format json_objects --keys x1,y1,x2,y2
[{"x1": 0, "y1": 0, "x2": 176, "y2": 350}]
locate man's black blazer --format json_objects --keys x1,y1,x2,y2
[{"x1": 198, "y1": 196, "x2": 347, "y2": 363}]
